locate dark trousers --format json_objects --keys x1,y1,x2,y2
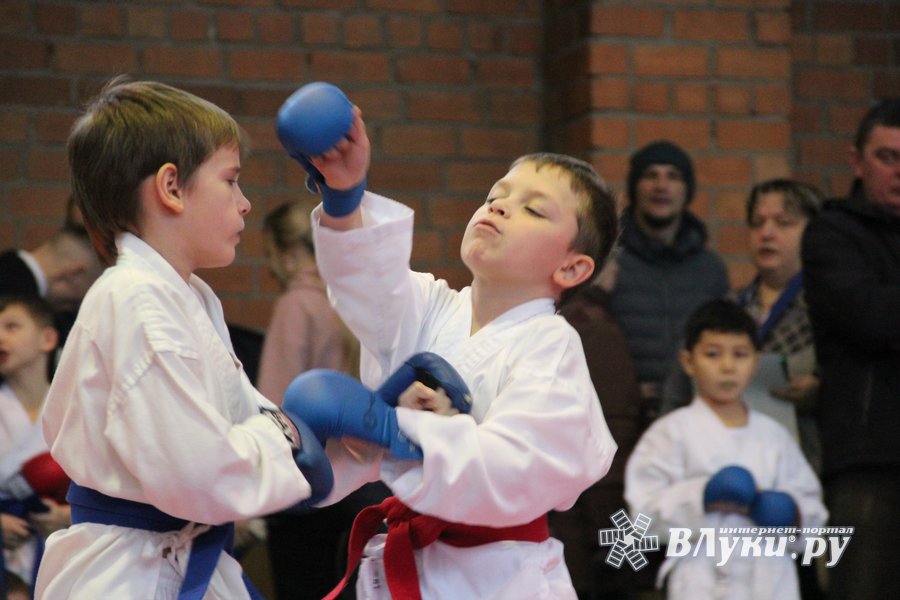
[
  {"x1": 824, "y1": 467, "x2": 900, "y2": 600},
  {"x1": 266, "y1": 482, "x2": 390, "y2": 600}
]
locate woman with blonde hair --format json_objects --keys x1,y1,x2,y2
[{"x1": 258, "y1": 200, "x2": 383, "y2": 600}]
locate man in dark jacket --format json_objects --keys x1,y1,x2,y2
[
  {"x1": 801, "y1": 98, "x2": 900, "y2": 600},
  {"x1": 600, "y1": 140, "x2": 729, "y2": 426},
  {"x1": 0, "y1": 222, "x2": 103, "y2": 355}
]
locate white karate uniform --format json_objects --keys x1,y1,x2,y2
[
  {"x1": 35, "y1": 233, "x2": 310, "y2": 600},
  {"x1": 625, "y1": 399, "x2": 828, "y2": 600},
  {"x1": 312, "y1": 193, "x2": 617, "y2": 599},
  {"x1": 0, "y1": 384, "x2": 49, "y2": 584}
]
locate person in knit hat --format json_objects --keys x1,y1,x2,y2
[{"x1": 597, "y1": 140, "x2": 729, "y2": 436}]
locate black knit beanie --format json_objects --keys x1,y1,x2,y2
[{"x1": 627, "y1": 140, "x2": 696, "y2": 204}]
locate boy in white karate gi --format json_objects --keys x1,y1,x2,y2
[
  {"x1": 277, "y1": 100, "x2": 619, "y2": 599},
  {"x1": 35, "y1": 79, "x2": 335, "y2": 600},
  {"x1": 625, "y1": 299, "x2": 827, "y2": 600},
  {"x1": 0, "y1": 295, "x2": 70, "y2": 598}
]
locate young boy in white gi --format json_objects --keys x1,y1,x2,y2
[
  {"x1": 0, "y1": 295, "x2": 69, "y2": 598},
  {"x1": 277, "y1": 101, "x2": 619, "y2": 598},
  {"x1": 34, "y1": 79, "x2": 334, "y2": 600},
  {"x1": 625, "y1": 299, "x2": 827, "y2": 600}
]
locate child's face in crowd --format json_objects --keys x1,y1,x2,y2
[
  {"x1": 182, "y1": 144, "x2": 250, "y2": 271},
  {"x1": 460, "y1": 161, "x2": 583, "y2": 288},
  {"x1": 680, "y1": 330, "x2": 758, "y2": 408},
  {"x1": 748, "y1": 191, "x2": 808, "y2": 280},
  {"x1": 0, "y1": 305, "x2": 55, "y2": 378}
]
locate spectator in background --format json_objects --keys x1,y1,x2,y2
[
  {"x1": 0, "y1": 295, "x2": 71, "y2": 598},
  {"x1": 258, "y1": 200, "x2": 386, "y2": 600},
  {"x1": 258, "y1": 199, "x2": 356, "y2": 399},
  {"x1": 599, "y1": 141, "x2": 729, "y2": 428},
  {"x1": 625, "y1": 299, "x2": 826, "y2": 600},
  {"x1": 0, "y1": 216, "x2": 103, "y2": 349},
  {"x1": 662, "y1": 179, "x2": 824, "y2": 473},
  {"x1": 801, "y1": 98, "x2": 900, "y2": 600}
]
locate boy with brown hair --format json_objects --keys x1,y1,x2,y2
[
  {"x1": 278, "y1": 97, "x2": 619, "y2": 598},
  {"x1": 35, "y1": 78, "x2": 336, "y2": 600}
]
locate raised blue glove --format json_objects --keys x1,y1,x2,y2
[
  {"x1": 704, "y1": 465, "x2": 757, "y2": 512},
  {"x1": 750, "y1": 490, "x2": 798, "y2": 527},
  {"x1": 261, "y1": 408, "x2": 334, "y2": 509},
  {"x1": 276, "y1": 81, "x2": 364, "y2": 217},
  {"x1": 282, "y1": 353, "x2": 471, "y2": 460}
]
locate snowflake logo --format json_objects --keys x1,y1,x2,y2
[{"x1": 598, "y1": 509, "x2": 660, "y2": 571}]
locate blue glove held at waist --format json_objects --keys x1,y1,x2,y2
[{"x1": 704, "y1": 465, "x2": 757, "y2": 511}]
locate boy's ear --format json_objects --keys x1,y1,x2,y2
[
  {"x1": 40, "y1": 325, "x2": 59, "y2": 354},
  {"x1": 154, "y1": 163, "x2": 185, "y2": 214},
  {"x1": 552, "y1": 252, "x2": 595, "y2": 290},
  {"x1": 679, "y1": 349, "x2": 695, "y2": 377}
]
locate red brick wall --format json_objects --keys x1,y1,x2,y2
[
  {"x1": 0, "y1": 0, "x2": 543, "y2": 330},
  {"x1": 546, "y1": 0, "x2": 796, "y2": 287},
  {"x1": 1, "y1": 1, "x2": 897, "y2": 329},
  {"x1": 791, "y1": 0, "x2": 899, "y2": 197}
]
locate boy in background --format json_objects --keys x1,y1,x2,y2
[
  {"x1": 625, "y1": 299, "x2": 827, "y2": 599},
  {"x1": 0, "y1": 295, "x2": 70, "y2": 598}
]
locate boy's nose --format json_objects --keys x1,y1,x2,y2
[
  {"x1": 488, "y1": 201, "x2": 507, "y2": 217},
  {"x1": 238, "y1": 190, "x2": 251, "y2": 215}
]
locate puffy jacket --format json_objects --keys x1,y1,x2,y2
[
  {"x1": 608, "y1": 210, "x2": 730, "y2": 388},
  {"x1": 801, "y1": 187, "x2": 900, "y2": 478}
]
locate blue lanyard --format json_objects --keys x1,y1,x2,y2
[{"x1": 743, "y1": 273, "x2": 804, "y2": 344}]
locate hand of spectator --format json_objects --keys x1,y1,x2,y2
[
  {"x1": 398, "y1": 381, "x2": 460, "y2": 416},
  {"x1": 770, "y1": 374, "x2": 820, "y2": 412},
  {"x1": 1, "y1": 513, "x2": 31, "y2": 550},
  {"x1": 29, "y1": 498, "x2": 70, "y2": 538}
]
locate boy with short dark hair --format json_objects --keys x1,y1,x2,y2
[
  {"x1": 0, "y1": 295, "x2": 69, "y2": 598},
  {"x1": 277, "y1": 99, "x2": 619, "y2": 598},
  {"x1": 625, "y1": 299, "x2": 827, "y2": 600}
]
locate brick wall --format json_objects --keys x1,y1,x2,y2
[
  {"x1": 791, "y1": 0, "x2": 899, "y2": 197},
  {"x1": 546, "y1": 0, "x2": 796, "y2": 287},
  {"x1": 1, "y1": 1, "x2": 897, "y2": 330},
  {"x1": 0, "y1": 0, "x2": 543, "y2": 330}
]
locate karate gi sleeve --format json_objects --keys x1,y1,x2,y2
[{"x1": 384, "y1": 325, "x2": 617, "y2": 527}]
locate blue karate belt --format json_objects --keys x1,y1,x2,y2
[
  {"x1": 0, "y1": 495, "x2": 48, "y2": 597},
  {"x1": 67, "y1": 482, "x2": 263, "y2": 600}
]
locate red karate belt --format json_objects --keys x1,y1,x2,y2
[{"x1": 324, "y1": 495, "x2": 549, "y2": 600}]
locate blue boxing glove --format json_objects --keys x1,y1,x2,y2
[
  {"x1": 377, "y1": 352, "x2": 472, "y2": 414},
  {"x1": 261, "y1": 408, "x2": 334, "y2": 507},
  {"x1": 704, "y1": 465, "x2": 757, "y2": 514},
  {"x1": 282, "y1": 352, "x2": 471, "y2": 460},
  {"x1": 750, "y1": 490, "x2": 798, "y2": 527},
  {"x1": 276, "y1": 82, "x2": 365, "y2": 217}
]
